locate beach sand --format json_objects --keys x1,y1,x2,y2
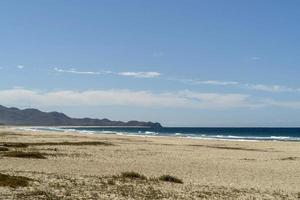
[{"x1": 0, "y1": 127, "x2": 300, "y2": 199}]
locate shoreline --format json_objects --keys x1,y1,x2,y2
[{"x1": 10, "y1": 126, "x2": 300, "y2": 143}]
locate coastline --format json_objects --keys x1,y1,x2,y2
[
  {"x1": 1, "y1": 127, "x2": 300, "y2": 199},
  {"x1": 11, "y1": 126, "x2": 300, "y2": 142}
]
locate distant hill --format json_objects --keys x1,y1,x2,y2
[{"x1": 0, "y1": 105, "x2": 162, "y2": 128}]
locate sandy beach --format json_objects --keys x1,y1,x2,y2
[{"x1": 1, "y1": 127, "x2": 300, "y2": 199}]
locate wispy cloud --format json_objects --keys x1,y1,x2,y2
[
  {"x1": 0, "y1": 88, "x2": 257, "y2": 110},
  {"x1": 2, "y1": 88, "x2": 300, "y2": 110},
  {"x1": 53, "y1": 67, "x2": 300, "y2": 93},
  {"x1": 54, "y1": 67, "x2": 112, "y2": 75},
  {"x1": 54, "y1": 67, "x2": 161, "y2": 78},
  {"x1": 118, "y1": 71, "x2": 161, "y2": 78},
  {"x1": 245, "y1": 84, "x2": 297, "y2": 92},
  {"x1": 196, "y1": 80, "x2": 239, "y2": 86},
  {"x1": 169, "y1": 77, "x2": 300, "y2": 93},
  {"x1": 168, "y1": 78, "x2": 239, "y2": 86},
  {"x1": 262, "y1": 99, "x2": 300, "y2": 109}
]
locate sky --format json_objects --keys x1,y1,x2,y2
[{"x1": 1, "y1": 0, "x2": 300, "y2": 127}]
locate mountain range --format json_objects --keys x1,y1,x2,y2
[{"x1": 0, "y1": 105, "x2": 162, "y2": 128}]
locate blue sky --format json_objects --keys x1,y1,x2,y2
[{"x1": 1, "y1": 0, "x2": 300, "y2": 126}]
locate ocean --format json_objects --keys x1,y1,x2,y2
[{"x1": 20, "y1": 127, "x2": 300, "y2": 142}]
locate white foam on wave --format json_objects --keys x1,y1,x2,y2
[
  {"x1": 190, "y1": 134, "x2": 300, "y2": 141},
  {"x1": 97, "y1": 130, "x2": 116, "y2": 134},
  {"x1": 14, "y1": 127, "x2": 39, "y2": 132},
  {"x1": 12, "y1": 127, "x2": 300, "y2": 142},
  {"x1": 144, "y1": 131, "x2": 158, "y2": 135}
]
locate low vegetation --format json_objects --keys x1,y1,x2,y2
[
  {"x1": 189, "y1": 144, "x2": 269, "y2": 152},
  {"x1": 0, "y1": 132, "x2": 23, "y2": 137},
  {"x1": 0, "y1": 147, "x2": 9, "y2": 151},
  {"x1": 159, "y1": 175, "x2": 183, "y2": 184},
  {"x1": 1, "y1": 141, "x2": 113, "y2": 147},
  {"x1": 33, "y1": 141, "x2": 113, "y2": 146},
  {"x1": 0, "y1": 173, "x2": 32, "y2": 188},
  {"x1": 2, "y1": 172, "x2": 295, "y2": 199},
  {"x1": 119, "y1": 171, "x2": 183, "y2": 184},
  {"x1": 121, "y1": 171, "x2": 147, "y2": 180},
  {"x1": 281, "y1": 157, "x2": 299, "y2": 161},
  {"x1": 3, "y1": 151, "x2": 47, "y2": 159},
  {"x1": 2, "y1": 143, "x2": 29, "y2": 148}
]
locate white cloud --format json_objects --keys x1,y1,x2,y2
[
  {"x1": 53, "y1": 67, "x2": 300, "y2": 93},
  {"x1": 190, "y1": 80, "x2": 239, "y2": 86},
  {"x1": 118, "y1": 71, "x2": 161, "y2": 78},
  {"x1": 17, "y1": 65, "x2": 24, "y2": 69},
  {"x1": 168, "y1": 78, "x2": 239, "y2": 86},
  {"x1": 54, "y1": 67, "x2": 111, "y2": 75},
  {"x1": 262, "y1": 99, "x2": 300, "y2": 109},
  {"x1": 172, "y1": 77, "x2": 300, "y2": 93},
  {"x1": 0, "y1": 88, "x2": 256, "y2": 110},
  {"x1": 54, "y1": 67, "x2": 161, "y2": 78},
  {"x1": 245, "y1": 84, "x2": 296, "y2": 92},
  {"x1": 178, "y1": 90, "x2": 256, "y2": 109},
  {"x1": 2, "y1": 88, "x2": 300, "y2": 110}
]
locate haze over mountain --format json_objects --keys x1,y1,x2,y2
[{"x1": 0, "y1": 105, "x2": 162, "y2": 128}]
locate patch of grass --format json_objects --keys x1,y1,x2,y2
[
  {"x1": 19, "y1": 190, "x2": 60, "y2": 200},
  {"x1": 1, "y1": 141, "x2": 113, "y2": 147},
  {"x1": 121, "y1": 171, "x2": 147, "y2": 180},
  {"x1": 189, "y1": 144, "x2": 269, "y2": 152},
  {"x1": 240, "y1": 158, "x2": 256, "y2": 161},
  {"x1": 159, "y1": 175, "x2": 183, "y2": 184},
  {"x1": 114, "y1": 184, "x2": 165, "y2": 199},
  {"x1": 3, "y1": 151, "x2": 47, "y2": 159},
  {"x1": 0, "y1": 173, "x2": 32, "y2": 188},
  {"x1": 107, "y1": 179, "x2": 116, "y2": 185},
  {"x1": 0, "y1": 132, "x2": 23, "y2": 137},
  {"x1": 36, "y1": 141, "x2": 114, "y2": 146},
  {"x1": 2, "y1": 143, "x2": 29, "y2": 148},
  {"x1": 0, "y1": 147, "x2": 9, "y2": 151},
  {"x1": 281, "y1": 157, "x2": 299, "y2": 161}
]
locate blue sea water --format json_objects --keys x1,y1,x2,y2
[{"x1": 22, "y1": 127, "x2": 300, "y2": 141}]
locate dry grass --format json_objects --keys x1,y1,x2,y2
[
  {"x1": 121, "y1": 171, "x2": 147, "y2": 180},
  {"x1": 1, "y1": 141, "x2": 113, "y2": 147},
  {"x1": 119, "y1": 172, "x2": 183, "y2": 184},
  {"x1": 189, "y1": 144, "x2": 270, "y2": 152},
  {"x1": 20, "y1": 190, "x2": 60, "y2": 200},
  {"x1": 0, "y1": 147, "x2": 9, "y2": 151},
  {"x1": 29, "y1": 141, "x2": 113, "y2": 146},
  {"x1": 3, "y1": 151, "x2": 47, "y2": 159},
  {"x1": 0, "y1": 173, "x2": 32, "y2": 188},
  {"x1": 280, "y1": 157, "x2": 299, "y2": 161},
  {"x1": 2, "y1": 143, "x2": 29, "y2": 148},
  {"x1": 158, "y1": 175, "x2": 183, "y2": 184},
  {"x1": 2, "y1": 173, "x2": 298, "y2": 199},
  {"x1": 0, "y1": 132, "x2": 23, "y2": 137}
]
